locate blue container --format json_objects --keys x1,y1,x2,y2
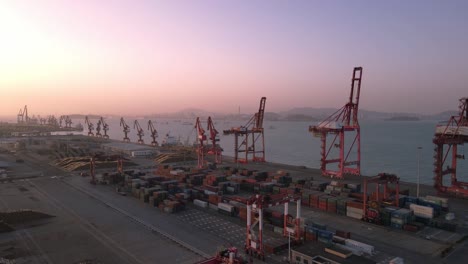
[
  {"x1": 317, "y1": 230, "x2": 334, "y2": 239},
  {"x1": 311, "y1": 222, "x2": 327, "y2": 230},
  {"x1": 391, "y1": 222, "x2": 402, "y2": 229},
  {"x1": 405, "y1": 196, "x2": 419, "y2": 204}
]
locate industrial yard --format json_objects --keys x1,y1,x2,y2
[
  {"x1": 1, "y1": 71, "x2": 468, "y2": 264},
  {"x1": 0, "y1": 131, "x2": 467, "y2": 264}
]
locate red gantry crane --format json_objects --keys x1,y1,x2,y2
[
  {"x1": 433, "y1": 97, "x2": 468, "y2": 198},
  {"x1": 85, "y1": 116, "x2": 94, "y2": 136},
  {"x1": 134, "y1": 120, "x2": 144, "y2": 144},
  {"x1": 207, "y1": 116, "x2": 222, "y2": 164},
  {"x1": 363, "y1": 173, "x2": 400, "y2": 223},
  {"x1": 148, "y1": 120, "x2": 158, "y2": 146},
  {"x1": 309, "y1": 67, "x2": 363, "y2": 179},
  {"x1": 195, "y1": 117, "x2": 207, "y2": 168},
  {"x1": 245, "y1": 193, "x2": 302, "y2": 260},
  {"x1": 223, "y1": 97, "x2": 266, "y2": 163},
  {"x1": 120, "y1": 117, "x2": 130, "y2": 142}
]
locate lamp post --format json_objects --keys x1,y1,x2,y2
[
  {"x1": 286, "y1": 226, "x2": 294, "y2": 263},
  {"x1": 288, "y1": 230, "x2": 291, "y2": 263},
  {"x1": 417, "y1": 147, "x2": 422, "y2": 198}
]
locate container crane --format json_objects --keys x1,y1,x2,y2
[
  {"x1": 207, "y1": 116, "x2": 222, "y2": 164},
  {"x1": 95, "y1": 119, "x2": 103, "y2": 137},
  {"x1": 134, "y1": 120, "x2": 144, "y2": 144},
  {"x1": 245, "y1": 193, "x2": 302, "y2": 260},
  {"x1": 309, "y1": 67, "x2": 363, "y2": 179},
  {"x1": 59, "y1": 115, "x2": 64, "y2": 128},
  {"x1": 195, "y1": 117, "x2": 207, "y2": 168},
  {"x1": 85, "y1": 116, "x2": 94, "y2": 136},
  {"x1": 65, "y1": 116, "x2": 73, "y2": 128},
  {"x1": 47, "y1": 115, "x2": 59, "y2": 127},
  {"x1": 363, "y1": 173, "x2": 400, "y2": 223},
  {"x1": 148, "y1": 120, "x2": 158, "y2": 146},
  {"x1": 17, "y1": 105, "x2": 28, "y2": 124},
  {"x1": 433, "y1": 97, "x2": 468, "y2": 198},
  {"x1": 39, "y1": 116, "x2": 47, "y2": 125},
  {"x1": 99, "y1": 117, "x2": 109, "y2": 139},
  {"x1": 120, "y1": 117, "x2": 130, "y2": 142},
  {"x1": 223, "y1": 97, "x2": 266, "y2": 163}
]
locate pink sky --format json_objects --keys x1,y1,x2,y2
[{"x1": 1, "y1": 1, "x2": 467, "y2": 117}]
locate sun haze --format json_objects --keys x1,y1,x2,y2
[{"x1": 1, "y1": 1, "x2": 467, "y2": 116}]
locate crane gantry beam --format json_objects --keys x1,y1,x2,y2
[
  {"x1": 433, "y1": 97, "x2": 468, "y2": 198},
  {"x1": 309, "y1": 67, "x2": 363, "y2": 179},
  {"x1": 245, "y1": 193, "x2": 302, "y2": 260},
  {"x1": 223, "y1": 97, "x2": 266, "y2": 164}
]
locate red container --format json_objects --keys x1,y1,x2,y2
[
  {"x1": 335, "y1": 230, "x2": 351, "y2": 239},
  {"x1": 319, "y1": 201, "x2": 328, "y2": 211},
  {"x1": 347, "y1": 200, "x2": 363, "y2": 209},
  {"x1": 271, "y1": 211, "x2": 283, "y2": 219},
  {"x1": 306, "y1": 232, "x2": 317, "y2": 241},
  {"x1": 403, "y1": 224, "x2": 418, "y2": 232}
]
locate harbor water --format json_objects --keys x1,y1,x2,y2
[{"x1": 76, "y1": 118, "x2": 468, "y2": 185}]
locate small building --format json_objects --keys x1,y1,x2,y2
[
  {"x1": 291, "y1": 244, "x2": 376, "y2": 264},
  {"x1": 131, "y1": 150, "x2": 154, "y2": 158},
  {"x1": 102, "y1": 142, "x2": 156, "y2": 157}
]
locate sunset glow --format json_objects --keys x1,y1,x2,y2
[{"x1": 1, "y1": 1, "x2": 467, "y2": 116}]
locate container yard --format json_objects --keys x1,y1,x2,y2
[{"x1": 1, "y1": 74, "x2": 468, "y2": 264}]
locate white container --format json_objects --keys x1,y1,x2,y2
[
  {"x1": 389, "y1": 257, "x2": 404, "y2": 264},
  {"x1": 170, "y1": 169, "x2": 184, "y2": 175},
  {"x1": 193, "y1": 199, "x2": 208, "y2": 208},
  {"x1": 346, "y1": 207, "x2": 364, "y2": 214},
  {"x1": 425, "y1": 195, "x2": 449, "y2": 207},
  {"x1": 346, "y1": 211, "x2": 362, "y2": 219},
  {"x1": 410, "y1": 204, "x2": 434, "y2": 218},
  {"x1": 344, "y1": 239, "x2": 374, "y2": 255},
  {"x1": 218, "y1": 203, "x2": 234, "y2": 213}
]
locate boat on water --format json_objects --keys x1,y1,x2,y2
[
  {"x1": 182, "y1": 121, "x2": 193, "y2": 125},
  {"x1": 161, "y1": 133, "x2": 180, "y2": 146}
]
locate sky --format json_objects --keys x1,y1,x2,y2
[{"x1": 0, "y1": 0, "x2": 467, "y2": 117}]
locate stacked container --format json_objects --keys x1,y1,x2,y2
[
  {"x1": 391, "y1": 208, "x2": 413, "y2": 229},
  {"x1": 346, "y1": 200, "x2": 363, "y2": 220}
]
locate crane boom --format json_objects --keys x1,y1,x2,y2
[
  {"x1": 309, "y1": 67, "x2": 363, "y2": 179},
  {"x1": 134, "y1": 120, "x2": 144, "y2": 144},
  {"x1": 207, "y1": 117, "x2": 222, "y2": 164},
  {"x1": 223, "y1": 97, "x2": 267, "y2": 163},
  {"x1": 148, "y1": 120, "x2": 158, "y2": 146},
  {"x1": 120, "y1": 117, "x2": 130, "y2": 142},
  {"x1": 85, "y1": 116, "x2": 94, "y2": 136},
  {"x1": 195, "y1": 117, "x2": 207, "y2": 168}
]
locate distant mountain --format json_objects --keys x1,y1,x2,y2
[{"x1": 73, "y1": 107, "x2": 459, "y2": 122}]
